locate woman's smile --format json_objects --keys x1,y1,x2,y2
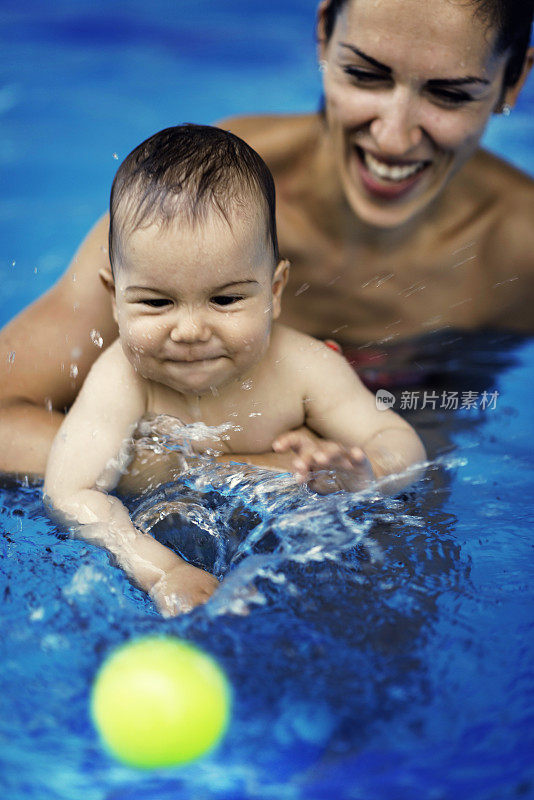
[{"x1": 353, "y1": 146, "x2": 431, "y2": 200}]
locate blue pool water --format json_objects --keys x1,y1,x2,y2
[
  {"x1": 1, "y1": 3, "x2": 533, "y2": 799},
  {"x1": 1, "y1": 338, "x2": 534, "y2": 799}
]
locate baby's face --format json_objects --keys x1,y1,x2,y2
[{"x1": 112, "y1": 209, "x2": 285, "y2": 395}]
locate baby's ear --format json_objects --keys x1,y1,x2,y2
[
  {"x1": 99, "y1": 268, "x2": 118, "y2": 323},
  {"x1": 271, "y1": 259, "x2": 290, "y2": 319}
]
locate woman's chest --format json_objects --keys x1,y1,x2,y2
[{"x1": 278, "y1": 222, "x2": 495, "y2": 341}]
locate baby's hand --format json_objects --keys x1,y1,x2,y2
[
  {"x1": 273, "y1": 431, "x2": 375, "y2": 494},
  {"x1": 149, "y1": 561, "x2": 219, "y2": 617}
]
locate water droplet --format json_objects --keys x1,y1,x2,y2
[
  {"x1": 112, "y1": 152, "x2": 119, "y2": 160},
  {"x1": 241, "y1": 379, "x2": 253, "y2": 391},
  {"x1": 69, "y1": 363, "x2": 79, "y2": 379},
  {"x1": 90, "y1": 329, "x2": 103, "y2": 348},
  {"x1": 7, "y1": 351, "x2": 15, "y2": 365},
  {"x1": 331, "y1": 324, "x2": 347, "y2": 334},
  {"x1": 33, "y1": 267, "x2": 38, "y2": 274},
  {"x1": 44, "y1": 397, "x2": 53, "y2": 412},
  {"x1": 249, "y1": 412, "x2": 262, "y2": 418},
  {"x1": 11, "y1": 260, "x2": 16, "y2": 267},
  {"x1": 295, "y1": 282, "x2": 310, "y2": 296}
]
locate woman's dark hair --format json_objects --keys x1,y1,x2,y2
[
  {"x1": 109, "y1": 124, "x2": 279, "y2": 272},
  {"x1": 321, "y1": 0, "x2": 533, "y2": 88}
]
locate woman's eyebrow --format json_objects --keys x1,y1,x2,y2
[
  {"x1": 339, "y1": 43, "x2": 490, "y2": 87},
  {"x1": 427, "y1": 76, "x2": 490, "y2": 87},
  {"x1": 340, "y1": 43, "x2": 391, "y2": 73}
]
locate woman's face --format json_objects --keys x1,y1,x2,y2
[{"x1": 319, "y1": 0, "x2": 510, "y2": 228}]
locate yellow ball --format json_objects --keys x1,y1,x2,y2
[{"x1": 91, "y1": 636, "x2": 231, "y2": 769}]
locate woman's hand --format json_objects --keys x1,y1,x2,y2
[
  {"x1": 149, "y1": 560, "x2": 219, "y2": 617},
  {"x1": 273, "y1": 429, "x2": 375, "y2": 494}
]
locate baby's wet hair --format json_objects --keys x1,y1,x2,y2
[{"x1": 109, "y1": 124, "x2": 279, "y2": 273}]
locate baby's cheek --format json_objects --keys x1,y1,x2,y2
[{"x1": 128, "y1": 320, "x2": 161, "y2": 347}]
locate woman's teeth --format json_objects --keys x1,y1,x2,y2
[{"x1": 363, "y1": 151, "x2": 426, "y2": 182}]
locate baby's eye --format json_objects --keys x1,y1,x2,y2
[
  {"x1": 139, "y1": 298, "x2": 172, "y2": 308},
  {"x1": 211, "y1": 295, "x2": 243, "y2": 306}
]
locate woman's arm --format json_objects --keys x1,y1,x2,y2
[{"x1": 0, "y1": 214, "x2": 117, "y2": 476}]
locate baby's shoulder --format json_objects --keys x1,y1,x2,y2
[
  {"x1": 271, "y1": 323, "x2": 323, "y2": 354},
  {"x1": 88, "y1": 338, "x2": 126, "y2": 371},
  {"x1": 269, "y1": 324, "x2": 350, "y2": 379},
  {"x1": 85, "y1": 340, "x2": 143, "y2": 391}
]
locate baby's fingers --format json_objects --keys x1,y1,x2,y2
[
  {"x1": 308, "y1": 443, "x2": 352, "y2": 471},
  {"x1": 273, "y1": 431, "x2": 312, "y2": 456},
  {"x1": 294, "y1": 444, "x2": 344, "y2": 483},
  {"x1": 346, "y1": 447, "x2": 368, "y2": 465}
]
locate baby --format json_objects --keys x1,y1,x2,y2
[{"x1": 44, "y1": 125, "x2": 426, "y2": 616}]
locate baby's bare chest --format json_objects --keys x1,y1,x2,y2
[{"x1": 145, "y1": 377, "x2": 305, "y2": 455}]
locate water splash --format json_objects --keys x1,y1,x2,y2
[
  {"x1": 295, "y1": 282, "x2": 310, "y2": 296},
  {"x1": 123, "y1": 451, "x2": 448, "y2": 623},
  {"x1": 134, "y1": 414, "x2": 238, "y2": 457},
  {"x1": 0, "y1": 439, "x2": 516, "y2": 800},
  {"x1": 90, "y1": 329, "x2": 103, "y2": 348}
]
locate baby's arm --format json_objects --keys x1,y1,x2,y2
[
  {"x1": 274, "y1": 342, "x2": 426, "y2": 494},
  {"x1": 44, "y1": 344, "x2": 218, "y2": 615}
]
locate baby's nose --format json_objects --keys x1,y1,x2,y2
[{"x1": 169, "y1": 310, "x2": 211, "y2": 343}]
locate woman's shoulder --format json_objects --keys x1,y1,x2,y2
[
  {"x1": 463, "y1": 152, "x2": 534, "y2": 328},
  {"x1": 217, "y1": 113, "x2": 320, "y2": 172},
  {"x1": 464, "y1": 148, "x2": 534, "y2": 207},
  {"x1": 473, "y1": 150, "x2": 534, "y2": 250},
  {"x1": 449, "y1": 149, "x2": 534, "y2": 268}
]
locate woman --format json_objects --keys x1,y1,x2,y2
[{"x1": 1, "y1": 0, "x2": 533, "y2": 477}]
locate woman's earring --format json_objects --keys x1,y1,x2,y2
[
  {"x1": 501, "y1": 103, "x2": 512, "y2": 116},
  {"x1": 318, "y1": 60, "x2": 327, "y2": 73}
]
